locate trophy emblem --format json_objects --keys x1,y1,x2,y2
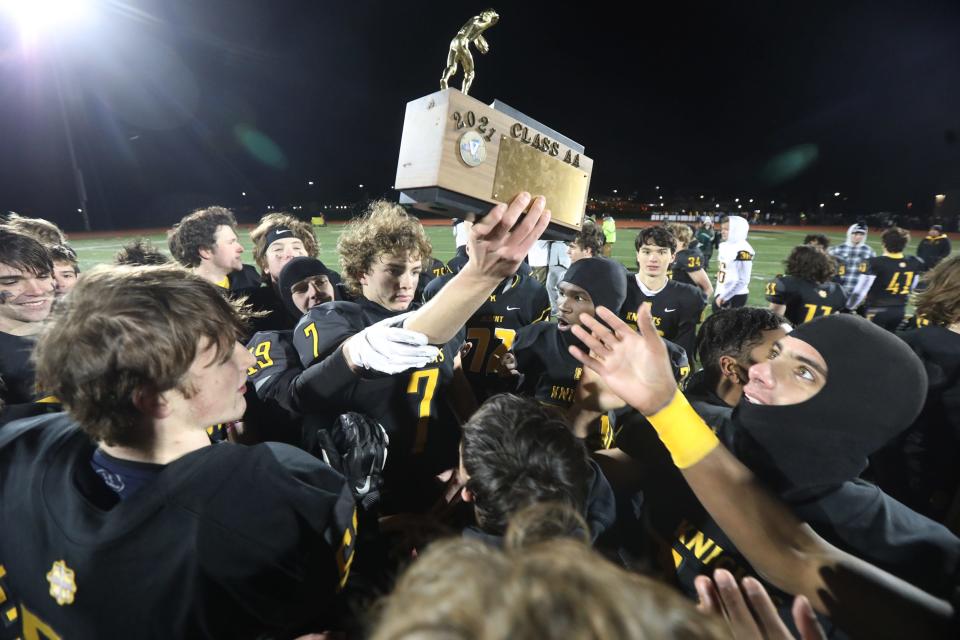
[{"x1": 395, "y1": 10, "x2": 592, "y2": 240}]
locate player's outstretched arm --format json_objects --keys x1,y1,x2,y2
[
  {"x1": 568, "y1": 304, "x2": 955, "y2": 639},
  {"x1": 404, "y1": 192, "x2": 550, "y2": 344}
]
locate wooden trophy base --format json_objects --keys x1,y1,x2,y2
[{"x1": 395, "y1": 88, "x2": 592, "y2": 241}]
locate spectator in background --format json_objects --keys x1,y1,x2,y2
[
  {"x1": 804, "y1": 233, "x2": 830, "y2": 252},
  {"x1": 917, "y1": 224, "x2": 951, "y2": 271},
  {"x1": 601, "y1": 214, "x2": 617, "y2": 257},
  {"x1": 695, "y1": 217, "x2": 716, "y2": 269},
  {"x1": 829, "y1": 222, "x2": 875, "y2": 293},
  {"x1": 115, "y1": 239, "x2": 171, "y2": 266},
  {"x1": 567, "y1": 221, "x2": 606, "y2": 263}
]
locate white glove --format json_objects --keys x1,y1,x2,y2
[{"x1": 344, "y1": 324, "x2": 439, "y2": 374}]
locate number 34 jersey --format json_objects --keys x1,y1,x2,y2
[
  {"x1": 424, "y1": 272, "x2": 550, "y2": 401},
  {"x1": 764, "y1": 275, "x2": 848, "y2": 325}
]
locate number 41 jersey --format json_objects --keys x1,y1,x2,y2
[
  {"x1": 864, "y1": 255, "x2": 924, "y2": 308},
  {"x1": 423, "y1": 272, "x2": 550, "y2": 401}
]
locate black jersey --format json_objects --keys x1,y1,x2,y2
[
  {"x1": 446, "y1": 246, "x2": 469, "y2": 274},
  {"x1": 872, "y1": 326, "x2": 960, "y2": 522},
  {"x1": 669, "y1": 247, "x2": 706, "y2": 288},
  {"x1": 424, "y1": 272, "x2": 550, "y2": 401},
  {"x1": 512, "y1": 323, "x2": 690, "y2": 439},
  {"x1": 618, "y1": 275, "x2": 706, "y2": 360},
  {"x1": 0, "y1": 332, "x2": 40, "y2": 406},
  {"x1": 511, "y1": 323, "x2": 585, "y2": 410},
  {"x1": 0, "y1": 413, "x2": 357, "y2": 638},
  {"x1": 227, "y1": 263, "x2": 263, "y2": 294},
  {"x1": 415, "y1": 258, "x2": 452, "y2": 304},
  {"x1": 863, "y1": 255, "x2": 924, "y2": 308},
  {"x1": 764, "y1": 275, "x2": 848, "y2": 325},
  {"x1": 291, "y1": 298, "x2": 463, "y2": 499},
  {"x1": 243, "y1": 330, "x2": 304, "y2": 443}
]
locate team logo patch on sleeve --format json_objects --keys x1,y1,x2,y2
[
  {"x1": 46, "y1": 560, "x2": 77, "y2": 606},
  {"x1": 735, "y1": 250, "x2": 753, "y2": 261}
]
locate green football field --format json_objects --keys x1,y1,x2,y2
[{"x1": 68, "y1": 226, "x2": 879, "y2": 308}]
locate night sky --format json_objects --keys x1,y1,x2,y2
[{"x1": 1, "y1": 0, "x2": 959, "y2": 230}]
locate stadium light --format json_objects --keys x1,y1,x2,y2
[
  {"x1": 819, "y1": 203, "x2": 825, "y2": 208},
  {"x1": 935, "y1": 194, "x2": 946, "y2": 204},
  {"x1": 833, "y1": 192, "x2": 840, "y2": 197},
  {"x1": 2, "y1": 0, "x2": 93, "y2": 47}
]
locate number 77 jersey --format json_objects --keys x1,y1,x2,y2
[
  {"x1": 423, "y1": 272, "x2": 551, "y2": 401},
  {"x1": 764, "y1": 275, "x2": 847, "y2": 325}
]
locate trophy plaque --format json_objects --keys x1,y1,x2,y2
[{"x1": 395, "y1": 10, "x2": 592, "y2": 240}]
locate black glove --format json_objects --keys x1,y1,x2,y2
[{"x1": 315, "y1": 412, "x2": 390, "y2": 510}]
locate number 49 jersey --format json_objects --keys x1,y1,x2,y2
[
  {"x1": 424, "y1": 272, "x2": 550, "y2": 401},
  {"x1": 764, "y1": 275, "x2": 847, "y2": 325}
]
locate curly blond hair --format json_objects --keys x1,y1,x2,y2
[
  {"x1": 249, "y1": 212, "x2": 319, "y2": 277},
  {"x1": 336, "y1": 201, "x2": 432, "y2": 295}
]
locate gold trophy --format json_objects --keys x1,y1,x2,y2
[{"x1": 395, "y1": 10, "x2": 592, "y2": 240}]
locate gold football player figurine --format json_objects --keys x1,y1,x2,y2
[{"x1": 439, "y1": 9, "x2": 499, "y2": 96}]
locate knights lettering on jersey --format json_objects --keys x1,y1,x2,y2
[{"x1": 618, "y1": 275, "x2": 705, "y2": 360}]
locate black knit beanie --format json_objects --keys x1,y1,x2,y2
[
  {"x1": 561, "y1": 257, "x2": 627, "y2": 313},
  {"x1": 278, "y1": 257, "x2": 336, "y2": 317}
]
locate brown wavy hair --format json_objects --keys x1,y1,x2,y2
[
  {"x1": 784, "y1": 245, "x2": 835, "y2": 284},
  {"x1": 914, "y1": 255, "x2": 960, "y2": 326},
  {"x1": 0, "y1": 213, "x2": 67, "y2": 245},
  {"x1": 33, "y1": 265, "x2": 249, "y2": 445},
  {"x1": 336, "y1": 201, "x2": 431, "y2": 296},
  {"x1": 167, "y1": 206, "x2": 238, "y2": 268}
]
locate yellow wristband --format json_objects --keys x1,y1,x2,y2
[{"x1": 647, "y1": 389, "x2": 720, "y2": 468}]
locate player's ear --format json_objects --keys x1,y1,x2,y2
[
  {"x1": 197, "y1": 245, "x2": 213, "y2": 262},
  {"x1": 132, "y1": 385, "x2": 172, "y2": 419},
  {"x1": 461, "y1": 485, "x2": 474, "y2": 503},
  {"x1": 718, "y1": 355, "x2": 744, "y2": 383}
]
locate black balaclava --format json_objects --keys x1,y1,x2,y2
[
  {"x1": 278, "y1": 257, "x2": 337, "y2": 317},
  {"x1": 561, "y1": 257, "x2": 627, "y2": 313},
  {"x1": 732, "y1": 314, "x2": 927, "y2": 498}
]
